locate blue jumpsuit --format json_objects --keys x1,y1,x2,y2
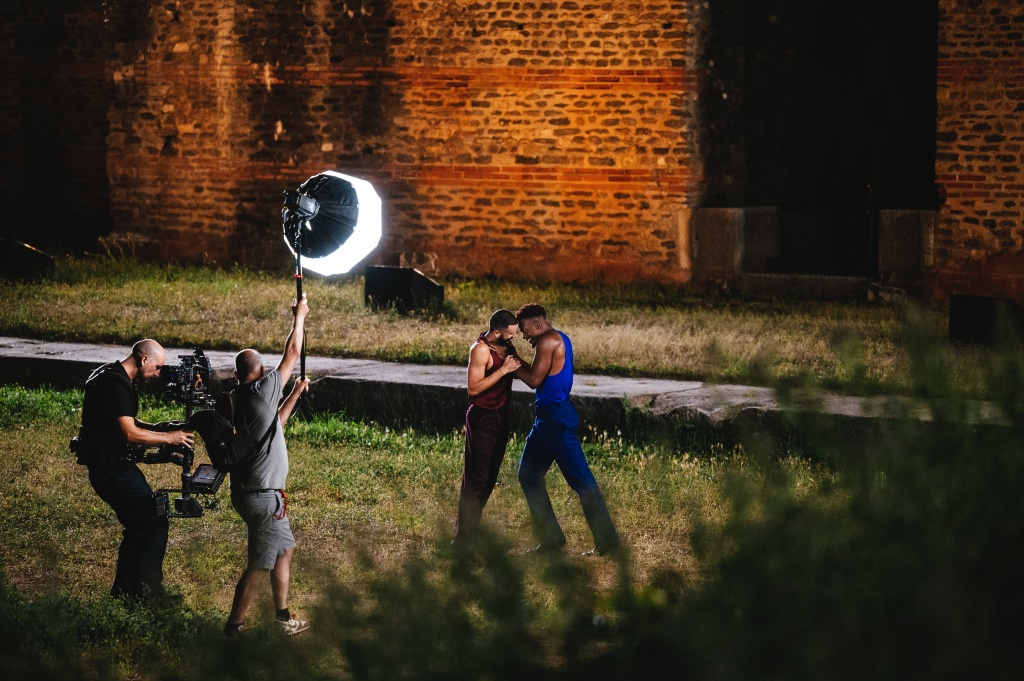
[{"x1": 517, "y1": 331, "x2": 620, "y2": 552}]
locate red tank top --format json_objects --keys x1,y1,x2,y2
[{"x1": 470, "y1": 333, "x2": 513, "y2": 410}]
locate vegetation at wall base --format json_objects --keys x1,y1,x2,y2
[{"x1": 4, "y1": 255, "x2": 1017, "y2": 398}]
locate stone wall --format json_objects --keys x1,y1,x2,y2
[
  {"x1": 6, "y1": 0, "x2": 1023, "y2": 291},
  {"x1": 101, "y1": 0, "x2": 701, "y2": 282},
  {"x1": 936, "y1": 0, "x2": 1024, "y2": 264}
]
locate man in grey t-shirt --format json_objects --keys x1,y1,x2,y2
[{"x1": 224, "y1": 294, "x2": 310, "y2": 636}]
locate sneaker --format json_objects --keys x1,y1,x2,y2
[
  {"x1": 278, "y1": 617, "x2": 310, "y2": 636},
  {"x1": 223, "y1": 622, "x2": 245, "y2": 637},
  {"x1": 525, "y1": 542, "x2": 564, "y2": 556},
  {"x1": 582, "y1": 542, "x2": 626, "y2": 559}
]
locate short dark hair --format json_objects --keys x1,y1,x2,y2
[
  {"x1": 489, "y1": 309, "x2": 519, "y2": 331},
  {"x1": 515, "y1": 303, "x2": 546, "y2": 321}
]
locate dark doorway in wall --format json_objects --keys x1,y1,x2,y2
[
  {"x1": 0, "y1": 2, "x2": 115, "y2": 254},
  {"x1": 700, "y1": 0, "x2": 938, "y2": 276}
]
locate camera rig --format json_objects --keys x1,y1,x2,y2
[
  {"x1": 128, "y1": 348, "x2": 225, "y2": 518},
  {"x1": 161, "y1": 346, "x2": 219, "y2": 414}
]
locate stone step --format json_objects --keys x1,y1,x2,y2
[{"x1": 0, "y1": 336, "x2": 1011, "y2": 454}]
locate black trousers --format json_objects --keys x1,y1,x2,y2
[
  {"x1": 89, "y1": 461, "x2": 169, "y2": 599},
  {"x1": 456, "y1": 403, "x2": 511, "y2": 538}
]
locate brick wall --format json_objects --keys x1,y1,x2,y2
[
  {"x1": 101, "y1": 0, "x2": 701, "y2": 282},
  {"x1": 9, "y1": 1, "x2": 1019, "y2": 289},
  {"x1": 936, "y1": 0, "x2": 1024, "y2": 264}
]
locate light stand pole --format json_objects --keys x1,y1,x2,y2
[{"x1": 291, "y1": 222, "x2": 306, "y2": 381}]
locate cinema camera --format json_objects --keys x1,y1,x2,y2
[{"x1": 128, "y1": 348, "x2": 225, "y2": 519}]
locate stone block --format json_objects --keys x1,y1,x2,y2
[
  {"x1": 690, "y1": 207, "x2": 778, "y2": 275},
  {"x1": 690, "y1": 208, "x2": 741, "y2": 275},
  {"x1": 878, "y1": 209, "x2": 936, "y2": 280},
  {"x1": 949, "y1": 294, "x2": 1024, "y2": 346},
  {"x1": 740, "y1": 207, "x2": 779, "y2": 272}
]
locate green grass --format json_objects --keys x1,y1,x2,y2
[
  {"x1": 3, "y1": 261, "x2": 1024, "y2": 678},
  {"x1": 0, "y1": 384, "x2": 748, "y2": 677},
  {"x1": 3, "y1": 332, "x2": 1024, "y2": 680},
  {"x1": 2, "y1": 255, "x2": 1009, "y2": 397},
  {"x1": 0, "y1": 383, "x2": 736, "y2": 599}
]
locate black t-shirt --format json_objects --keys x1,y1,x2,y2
[{"x1": 80, "y1": 362, "x2": 138, "y2": 478}]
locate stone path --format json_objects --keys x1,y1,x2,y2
[{"x1": 0, "y1": 336, "x2": 1007, "y2": 445}]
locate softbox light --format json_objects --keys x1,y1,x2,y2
[{"x1": 282, "y1": 171, "x2": 382, "y2": 276}]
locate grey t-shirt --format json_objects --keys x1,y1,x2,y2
[{"x1": 230, "y1": 369, "x2": 289, "y2": 491}]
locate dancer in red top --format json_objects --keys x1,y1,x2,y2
[{"x1": 454, "y1": 309, "x2": 522, "y2": 541}]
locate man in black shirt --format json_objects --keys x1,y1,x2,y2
[{"x1": 77, "y1": 339, "x2": 194, "y2": 600}]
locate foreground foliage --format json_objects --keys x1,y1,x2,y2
[
  {"x1": 3, "y1": 319, "x2": 1024, "y2": 680},
  {"x1": 3, "y1": 271, "x2": 1024, "y2": 678}
]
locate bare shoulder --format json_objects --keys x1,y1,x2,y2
[
  {"x1": 469, "y1": 340, "x2": 492, "y2": 364},
  {"x1": 536, "y1": 329, "x2": 563, "y2": 353}
]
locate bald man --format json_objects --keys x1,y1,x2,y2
[
  {"x1": 77, "y1": 339, "x2": 195, "y2": 601},
  {"x1": 224, "y1": 294, "x2": 310, "y2": 636}
]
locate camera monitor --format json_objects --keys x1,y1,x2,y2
[{"x1": 191, "y1": 463, "x2": 225, "y2": 494}]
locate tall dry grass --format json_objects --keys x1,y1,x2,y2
[{"x1": 0, "y1": 256, "x2": 992, "y2": 395}]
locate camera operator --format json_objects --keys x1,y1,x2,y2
[
  {"x1": 76, "y1": 339, "x2": 195, "y2": 601},
  {"x1": 224, "y1": 294, "x2": 310, "y2": 636}
]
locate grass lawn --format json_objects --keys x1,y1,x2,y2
[
  {"x1": 3, "y1": 260, "x2": 1024, "y2": 679},
  {"x1": 0, "y1": 385, "x2": 745, "y2": 605},
  {"x1": 0, "y1": 384, "x2": 772, "y2": 677},
  {"x1": 3, "y1": 344, "x2": 1024, "y2": 678},
  {"x1": 1, "y1": 256, "x2": 1006, "y2": 397}
]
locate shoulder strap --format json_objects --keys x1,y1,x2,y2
[{"x1": 86, "y1": 362, "x2": 132, "y2": 389}]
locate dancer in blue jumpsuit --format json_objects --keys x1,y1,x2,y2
[{"x1": 513, "y1": 303, "x2": 621, "y2": 556}]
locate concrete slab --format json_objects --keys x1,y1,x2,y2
[{"x1": 0, "y1": 336, "x2": 1010, "y2": 447}]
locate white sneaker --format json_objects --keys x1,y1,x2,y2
[{"x1": 278, "y1": 617, "x2": 310, "y2": 636}]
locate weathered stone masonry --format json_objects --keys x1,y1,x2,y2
[
  {"x1": 933, "y1": 0, "x2": 1024, "y2": 294},
  {"x1": 101, "y1": 0, "x2": 700, "y2": 283},
  {"x1": 4, "y1": 0, "x2": 1024, "y2": 291}
]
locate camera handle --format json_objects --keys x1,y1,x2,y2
[
  {"x1": 178, "y1": 443, "x2": 195, "y2": 498},
  {"x1": 153, "y1": 445, "x2": 219, "y2": 518}
]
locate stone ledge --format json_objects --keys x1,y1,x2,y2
[{"x1": 0, "y1": 337, "x2": 1013, "y2": 452}]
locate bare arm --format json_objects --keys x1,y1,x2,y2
[
  {"x1": 278, "y1": 377, "x2": 310, "y2": 427},
  {"x1": 467, "y1": 342, "x2": 521, "y2": 397},
  {"x1": 509, "y1": 343, "x2": 532, "y2": 378},
  {"x1": 276, "y1": 294, "x2": 309, "y2": 379},
  {"x1": 514, "y1": 333, "x2": 559, "y2": 389},
  {"x1": 118, "y1": 417, "x2": 194, "y2": 447}
]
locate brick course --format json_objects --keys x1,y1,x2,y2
[
  {"x1": 4, "y1": 1, "x2": 1022, "y2": 289},
  {"x1": 936, "y1": 0, "x2": 1024, "y2": 263},
  {"x1": 99, "y1": 0, "x2": 700, "y2": 281}
]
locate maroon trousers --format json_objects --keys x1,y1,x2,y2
[{"x1": 456, "y1": 403, "x2": 511, "y2": 538}]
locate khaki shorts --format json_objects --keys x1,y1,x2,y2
[{"x1": 231, "y1": 490, "x2": 296, "y2": 570}]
